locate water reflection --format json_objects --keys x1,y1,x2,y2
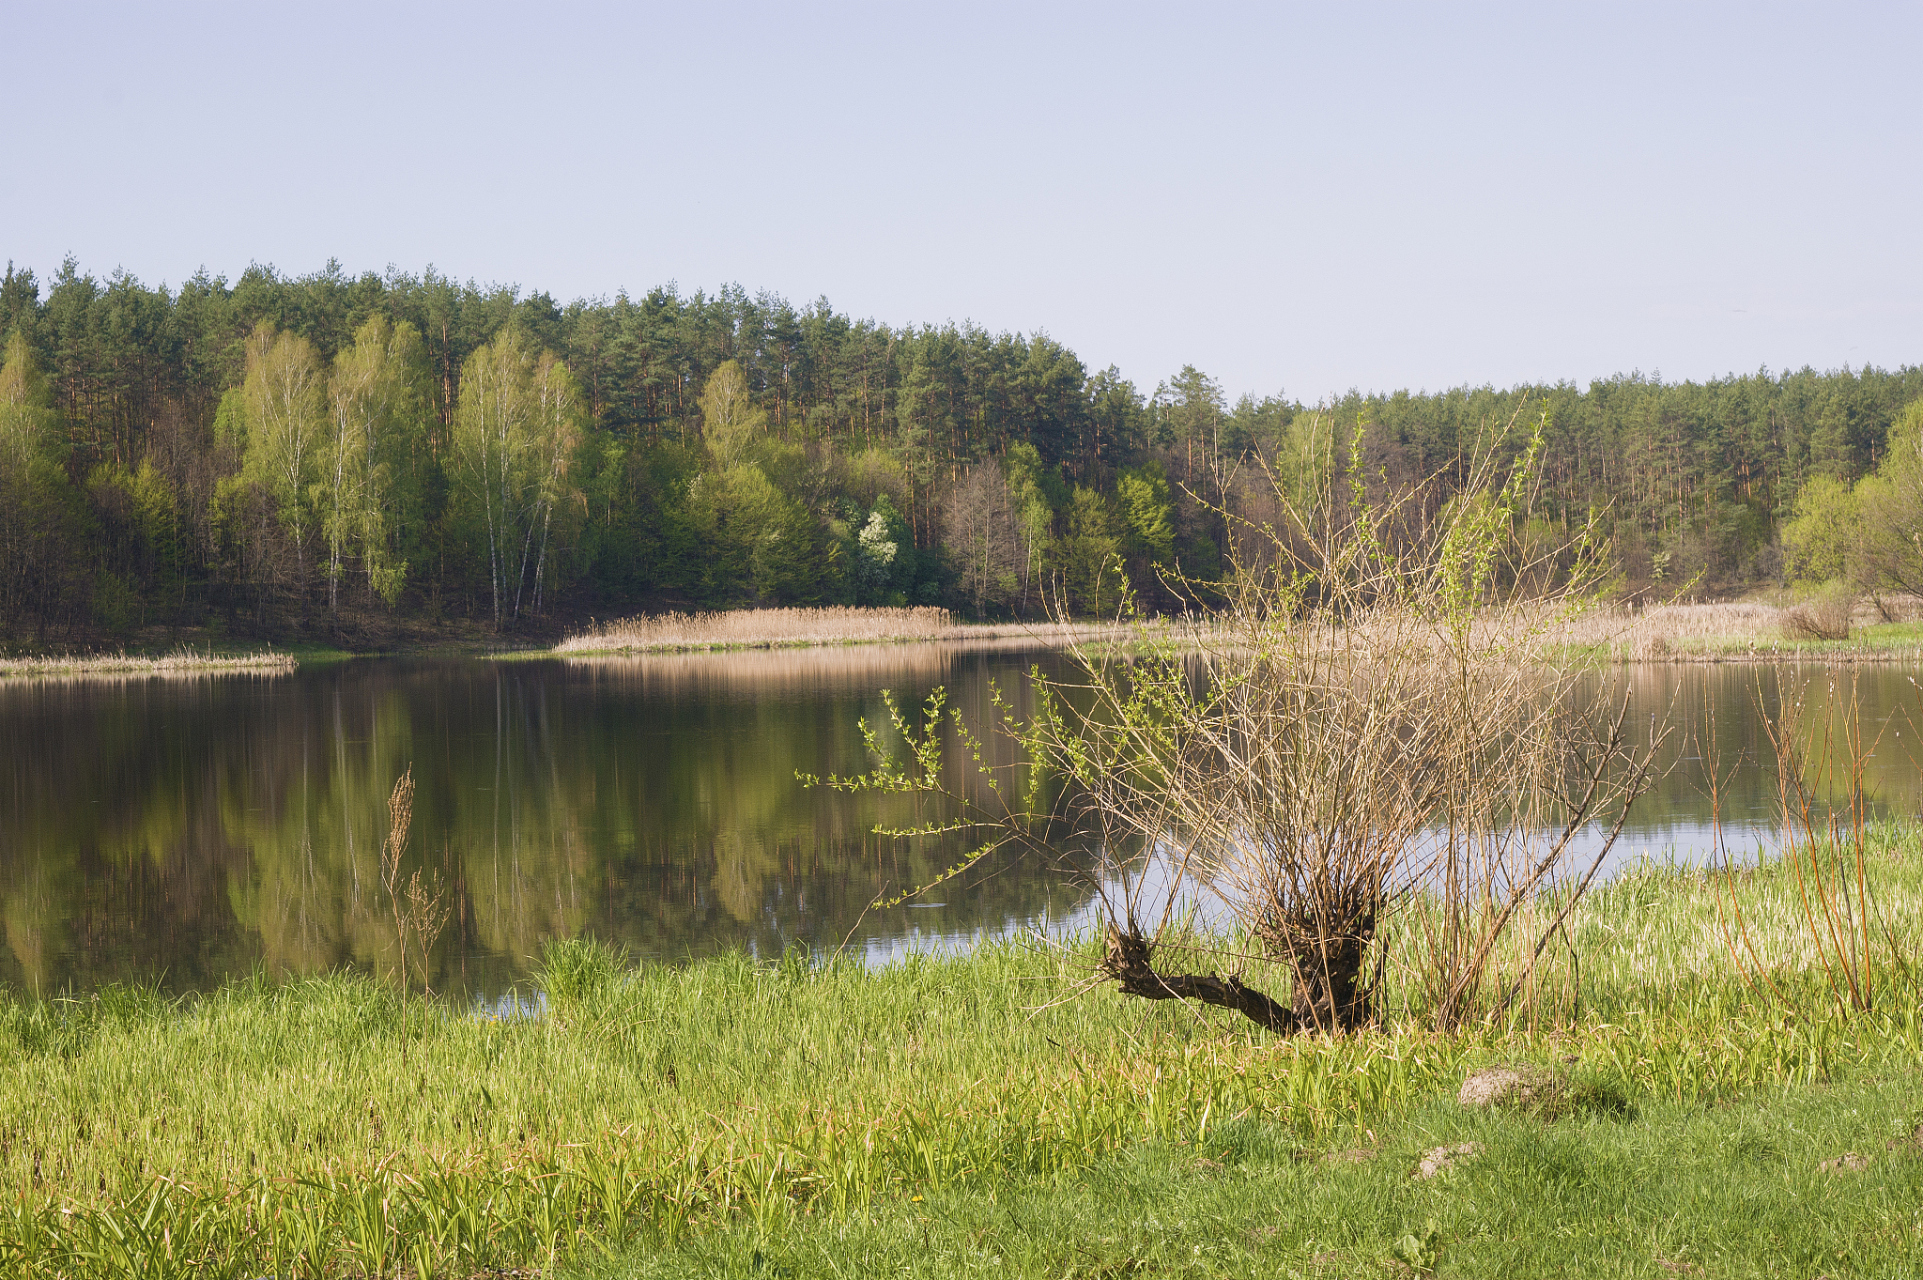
[
  {"x1": 0, "y1": 648, "x2": 1089, "y2": 997},
  {"x1": 1602, "y1": 663, "x2": 1923, "y2": 868},
  {"x1": 1, "y1": 654, "x2": 1919, "y2": 997}
]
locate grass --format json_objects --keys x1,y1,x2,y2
[
  {"x1": 569, "y1": 1070, "x2": 1923, "y2": 1279},
  {"x1": 553, "y1": 606, "x2": 1133, "y2": 655},
  {"x1": 0, "y1": 645, "x2": 297, "y2": 681},
  {"x1": 5, "y1": 832, "x2": 1923, "y2": 1276}
]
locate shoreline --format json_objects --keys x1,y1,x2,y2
[{"x1": 9, "y1": 602, "x2": 1923, "y2": 673}]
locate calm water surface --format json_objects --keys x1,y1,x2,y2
[{"x1": 2, "y1": 651, "x2": 1920, "y2": 997}]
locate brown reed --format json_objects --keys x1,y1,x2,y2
[
  {"x1": 0, "y1": 646, "x2": 296, "y2": 680},
  {"x1": 554, "y1": 606, "x2": 1134, "y2": 655}
]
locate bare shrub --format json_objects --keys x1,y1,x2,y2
[
  {"x1": 819, "y1": 415, "x2": 1665, "y2": 1033},
  {"x1": 1783, "y1": 587, "x2": 1856, "y2": 641},
  {"x1": 1083, "y1": 447, "x2": 1661, "y2": 1031}
]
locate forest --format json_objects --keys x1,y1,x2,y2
[{"x1": 1, "y1": 256, "x2": 1920, "y2": 645}]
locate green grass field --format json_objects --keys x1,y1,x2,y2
[{"x1": 5, "y1": 833, "x2": 1923, "y2": 1277}]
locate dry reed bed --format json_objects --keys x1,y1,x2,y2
[
  {"x1": 563, "y1": 642, "x2": 1006, "y2": 696},
  {"x1": 1094, "y1": 600, "x2": 1921, "y2": 670},
  {"x1": 0, "y1": 647, "x2": 296, "y2": 681},
  {"x1": 1557, "y1": 598, "x2": 1923, "y2": 662},
  {"x1": 555, "y1": 606, "x2": 1134, "y2": 654}
]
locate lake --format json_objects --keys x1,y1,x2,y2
[{"x1": 2, "y1": 650, "x2": 1919, "y2": 997}]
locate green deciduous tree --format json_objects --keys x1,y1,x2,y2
[
  {"x1": 1779, "y1": 474, "x2": 1859, "y2": 585},
  {"x1": 1855, "y1": 399, "x2": 1923, "y2": 598},
  {"x1": 0, "y1": 331, "x2": 57, "y2": 471},
  {"x1": 699, "y1": 360, "x2": 765, "y2": 466},
  {"x1": 450, "y1": 328, "x2": 585, "y2": 626},
  {"x1": 239, "y1": 323, "x2": 327, "y2": 612},
  {"x1": 1003, "y1": 442, "x2": 1060, "y2": 614},
  {"x1": 1116, "y1": 461, "x2": 1174, "y2": 568},
  {"x1": 325, "y1": 316, "x2": 427, "y2": 608},
  {"x1": 685, "y1": 462, "x2": 829, "y2": 604},
  {"x1": 1278, "y1": 410, "x2": 1337, "y2": 513},
  {"x1": 0, "y1": 332, "x2": 84, "y2": 636},
  {"x1": 1061, "y1": 486, "x2": 1125, "y2": 615}
]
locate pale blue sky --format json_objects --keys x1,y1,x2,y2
[{"x1": 7, "y1": 1, "x2": 1918, "y2": 401}]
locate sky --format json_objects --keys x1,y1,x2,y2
[{"x1": 6, "y1": 0, "x2": 1919, "y2": 403}]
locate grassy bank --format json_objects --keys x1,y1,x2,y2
[{"x1": 6, "y1": 835, "x2": 1923, "y2": 1277}]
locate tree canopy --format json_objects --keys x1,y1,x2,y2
[{"x1": 0, "y1": 256, "x2": 1917, "y2": 642}]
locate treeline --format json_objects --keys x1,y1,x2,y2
[{"x1": 1, "y1": 257, "x2": 1919, "y2": 644}]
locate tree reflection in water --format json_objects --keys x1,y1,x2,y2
[
  {"x1": 5, "y1": 656, "x2": 1918, "y2": 998},
  {"x1": 0, "y1": 646, "x2": 1097, "y2": 997}
]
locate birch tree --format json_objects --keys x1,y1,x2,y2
[
  {"x1": 239, "y1": 323, "x2": 326, "y2": 609},
  {"x1": 324, "y1": 316, "x2": 425, "y2": 609},
  {"x1": 699, "y1": 359, "x2": 765, "y2": 465},
  {"x1": 451, "y1": 329, "x2": 583, "y2": 626},
  {"x1": 943, "y1": 461, "x2": 1023, "y2": 618},
  {"x1": 0, "y1": 331, "x2": 56, "y2": 471},
  {"x1": 1855, "y1": 398, "x2": 1923, "y2": 599},
  {"x1": 0, "y1": 331, "x2": 79, "y2": 635}
]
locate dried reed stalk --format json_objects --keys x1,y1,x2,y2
[
  {"x1": 404, "y1": 864, "x2": 453, "y2": 1001},
  {"x1": 380, "y1": 767, "x2": 416, "y2": 991},
  {"x1": 377, "y1": 766, "x2": 451, "y2": 999},
  {"x1": 1734, "y1": 673, "x2": 1914, "y2": 1013},
  {"x1": 1782, "y1": 592, "x2": 1856, "y2": 642}
]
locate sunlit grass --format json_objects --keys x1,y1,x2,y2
[
  {"x1": 574, "y1": 1070, "x2": 1923, "y2": 1279},
  {"x1": 4, "y1": 826, "x2": 1923, "y2": 1275}
]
